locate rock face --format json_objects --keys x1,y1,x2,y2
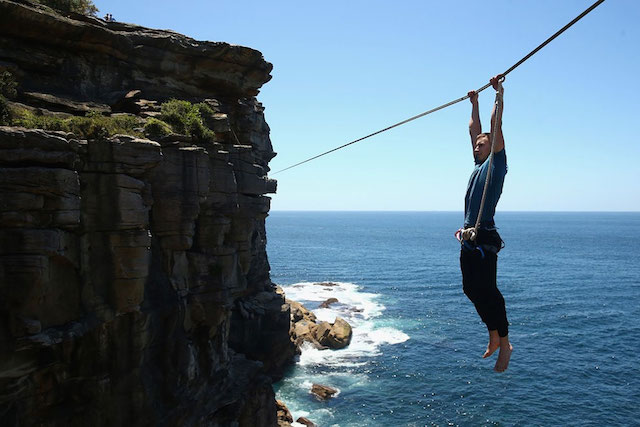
[
  {"x1": 0, "y1": 0, "x2": 272, "y2": 101},
  {"x1": 0, "y1": 2, "x2": 296, "y2": 426}
]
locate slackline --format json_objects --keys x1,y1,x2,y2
[{"x1": 272, "y1": 0, "x2": 605, "y2": 175}]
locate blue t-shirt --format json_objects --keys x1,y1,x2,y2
[{"x1": 464, "y1": 148, "x2": 507, "y2": 229}]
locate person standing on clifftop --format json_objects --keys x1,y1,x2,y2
[{"x1": 458, "y1": 75, "x2": 512, "y2": 372}]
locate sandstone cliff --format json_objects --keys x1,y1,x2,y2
[{"x1": 0, "y1": 1, "x2": 296, "y2": 425}]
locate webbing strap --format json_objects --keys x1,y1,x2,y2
[{"x1": 272, "y1": 0, "x2": 606, "y2": 175}]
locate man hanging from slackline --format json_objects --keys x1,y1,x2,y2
[{"x1": 458, "y1": 75, "x2": 512, "y2": 372}]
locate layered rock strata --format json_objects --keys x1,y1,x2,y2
[{"x1": 0, "y1": 1, "x2": 296, "y2": 426}]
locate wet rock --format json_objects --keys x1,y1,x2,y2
[
  {"x1": 319, "y1": 297, "x2": 339, "y2": 308},
  {"x1": 288, "y1": 299, "x2": 317, "y2": 323},
  {"x1": 276, "y1": 400, "x2": 293, "y2": 426},
  {"x1": 310, "y1": 384, "x2": 338, "y2": 400},
  {"x1": 288, "y1": 300, "x2": 323, "y2": 349},
  {"x1": 312, "y1": 317, "x2": 352, "y2": 349},
  {"x1": 314, "y1": 281, "x2": 338, "y2": 287},
  {"x1": 296, "y1": 417, "x2": 317, "y2": 427}
]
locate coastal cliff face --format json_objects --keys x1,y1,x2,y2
[{"x1": 0, "y1": 1, "x2": 295, "y2": 425}]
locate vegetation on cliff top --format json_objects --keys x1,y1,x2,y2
[
  {"x1": 159, "y1": 99, "x2": 216, "y2": 143},
  {"x1": 2, "y1": 98, "x2": 217, "y2": 144},
  {"x1": 9, "y1": 108, "x2": 144, "y2": 139},
  {"x1": 1, "y1": 70, "x2": 218, "y2": 141},
  {"x1": 31, "y1": 0, "x2": 99, "y2": 16}
]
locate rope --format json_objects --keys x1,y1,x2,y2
[
  {"x1": 272, "y1": 0, "x2": 605, "y2": 175},
  {"x1": 471, "y1": 82, "x2": 503, "y2": 241}
]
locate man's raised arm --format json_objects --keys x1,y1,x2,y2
[
  {"x1": 468, "y1": 90, "x2": 481, "y2": 150},
  {"x1": 489, "y1": 75, "x2": 505, "y2": 153}
]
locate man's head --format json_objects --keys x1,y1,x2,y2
[{"x1": 474, "y1": 132, "x2": 491, "y2": 162}]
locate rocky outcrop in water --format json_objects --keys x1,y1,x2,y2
[
  {"x1": 310, "y1": 384, "x2": 338, "y2": 401},
  {"x1": 288, "y1": 299, "x2": 353, "y2": 350},
  {"x1": 0, "y1": 1, "x2": 296, "y2": 425},
  {"x1": 313, "y1": 317, "x2": 353, "y2": 349}
]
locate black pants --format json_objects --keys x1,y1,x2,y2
[{"x1": 459, "y1": 231, "x2": 509, "y2": 337}]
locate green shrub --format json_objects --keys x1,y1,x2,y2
[
  {"x1": 194, "y1": 102, "x2": 216, "y2": 127},
  {"x1": 0, "y1": 72, "x2": 18, "y2": 99},
  {"x1": 34, "y1": 0, "x2": 98, "y2": 15},
  {"x1": 71, "y1": 112, "x2": 141, "y2": 139},
  {"x1": 159, "y1": 99, "x2": 215, "y2": 142},
  {"x1": 68, "y1": 116, "x2": 108, "y2": 140},
  {"x1": 0, "y1": 96, "x2": 10, "y2": 125},
  {"x1": 159, "y1": 99, "x2": 193, "y2": 134},
  {"x1": 186, "y1": 114, "x2": 214, "y2": 142},
  {"x1": 144, "y1": 118, "x2": 172, "y2": 139},
  {"x1": 8, "y1": 107, "x2": 142, "y2": 139}
]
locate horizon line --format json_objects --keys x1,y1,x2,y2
[{"x1": 268, "y1": 209, "x2": 640, "y2": 213}]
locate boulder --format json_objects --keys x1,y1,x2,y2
[
  {"x1": 310, "y1": 384, "x2": 338, "y2": 400},
  {"x1": 318, "y1": 297, "x2": 338, "y2": 308},
  {"x1": 312, "y1": 317, "x2": 352, "y2": 349},
  {"x1": 311, "y1": 321, "x2": 332, "y2": 347},
  {"x1": 296, "y1": 417, "x2": 317, "y2": 427},
  {"x1": 314, "y1": 281, "x2": 338, "y2": 287},
  {"x1": 276, "y1": 400, "x2": 293, "y2": 427},
  {"x1": 288, "y1": 299, "x2": 317, "y2": 323},
  {"x1": 110, "y1": 89, "x2": 142, "y2": 114}
]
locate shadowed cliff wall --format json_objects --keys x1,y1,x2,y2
[{"x1": 0, "y1": 1, "x2": 295, "y2": 425}]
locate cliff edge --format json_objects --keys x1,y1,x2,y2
[{"x1": 0, "y1": 1, "x2": 295, "y2": 425}]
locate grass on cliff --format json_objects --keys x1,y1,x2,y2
[
  {"x1": 2, "y1": 98, "x2": 217, "y2": 142},
  {"x1": 7, "y1": 108, "x2": 144, "y2": 139}
]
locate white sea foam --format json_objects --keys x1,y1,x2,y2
[
  {"x1": 368, "y1": 326, "x2": 410, "y2": 345},
  {"x1": 284, "y1": 281, "x2": 384, "y2": 321},
  {"x1": 277, "y1": 281, "x2": 410, "y2": 423},
  {"x1": 289, "y1": 407, "x2": 335, "y2": 426},
  {"x1": 299, "y1": 379, "x2": 313, "y2": 390},
  {"x1": 282, "y1": 281, "x2": 410, "y2": 368}
]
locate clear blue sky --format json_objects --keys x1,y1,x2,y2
[{"x1": 94, "y1": 0, "x2": 639, "y2": 211}]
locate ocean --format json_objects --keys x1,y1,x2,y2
[{"x1": 267, "y1": 212, "x2": 640, "y2": 426}]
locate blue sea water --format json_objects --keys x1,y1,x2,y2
[{"x1": 267, "y1": 212, "x2": 640, "y2": 426}]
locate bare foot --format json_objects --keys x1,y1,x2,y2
[
  {"x1": 483, "y1": 330, "x2": 500, "y2": 358},
  {"x1": 494, "y1": 336, "x2": 513, "y2": 372}
]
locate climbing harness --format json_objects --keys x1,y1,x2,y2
[
  {"x1": 273, "y1": 0, "x2": 606, "y2": 175},
  {"x1": 456, "y1": 227, "x2": 505, "y2": 259}
]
